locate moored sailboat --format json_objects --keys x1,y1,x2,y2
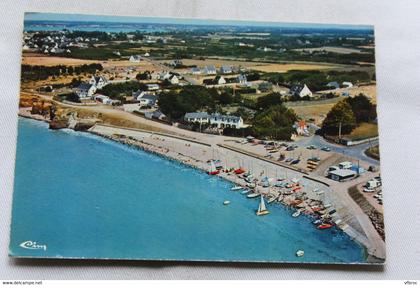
[
  {"x1": 256, "y1": 195, "x2": 270, "y2": 216},
  {"x1": 208, "y1": 160, "x2": 220, "y2": 175},
  {"x1": 231, "y1": 185, "x2": 243, "y2": 191}
]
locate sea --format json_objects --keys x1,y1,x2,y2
[{"x1": 9, "y1": 117, "x2": 366, "y2": 263}]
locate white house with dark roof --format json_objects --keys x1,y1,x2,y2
[
  {"x1": 184, "y1": 112, "x2": 244, "y2": 129},
  {"x1": 236, "y1": 74, "x2": 248, "y2": 85},
  {"x1": 210, "y1": 113, "x2": 244, "y2": 129},
  {"x1": 184, "y1": 112, "x2": 210, "y2": 124},
  {"x1": 89, "y1": 75, "x2": 108, "y2": 89},
  {"x1": 289, "y1": 84, "x2": 313, "y2": 97},
  {"x1": 169, "y1": 74, "x2": 179, "y2": 85},
  {"x1": 132, "y1": 90, "x2": 157, "y2": 107},
  {"x1": 203, "y1": 65, "x2": 216, "y2": 75},
  {"x1": 220, "y1": 65, "x2": 233, "y2": 74},
  {"x1": 190, "y1": 67, "x2": 201, "y2": 75},
  {"x1": 75, "y1": 83, "x2": 96, "y2": 99},
  {"x1": 215, "y1": 76, "x2": 226, "y2": 85},
  {"x1": 129, "y1": 55, "x2": 142, "y2": 63}
]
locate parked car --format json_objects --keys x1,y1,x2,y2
[{"x1": 363, "y1": 188, "x2": 375, "y2": 193}]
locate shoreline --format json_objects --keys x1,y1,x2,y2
[{"x1": 17, "y1": 114, "x2": 385, "y2": 264}]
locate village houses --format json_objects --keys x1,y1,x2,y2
[{"x1": 184, "y1": 112, "x2": 245, "y2": 129}]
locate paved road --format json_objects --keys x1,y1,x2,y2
[{"x1": 295, "y1": 135, "x2": 380, "y2": 166}]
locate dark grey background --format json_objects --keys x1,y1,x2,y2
[{"x1": 0, "y1": 0, "x2": 419, "y2": 279}]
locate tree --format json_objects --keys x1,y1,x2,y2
[
  {"x1": 256, "y1": 93, "x2": 282, "y2": 110},
  {"x1": 158, "y1": 86, "x2": 215, "y2": 121},
  {"x1": 252, "y1": 104, "x2": 297, "y2": 140},
  {"x1": 246, "y1": 72, "x2": 260, "y2": 81},
  {"x1": 219, "y1": 92, "x2": 233, "y2": 105},
  {"x1": 65, "y1": 93, "x2": 80, "y2": 103},
  {"x1": 321, "y1": 100, "x2": 357, "y2": 135},
  {"x1": 136, "y1": 71, "x2": 150, "y2": 80},
  {"x1": 345, "y1": 94, "x2": 377, "y2": 123}
]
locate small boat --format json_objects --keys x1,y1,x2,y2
[
  {"x1": 246, "y1": 183, "x2": 256, "y2": 188},
  {"x1": 256, "y1": 196, "x2": 270, "y2": 216},
  {"x1": 296, "y1": 250, "x2": 304, "y2": 257},
  {"x1": 223, "y1": 200, "x2": 231, "y2": 205},
  {"x1": 234, "y1": 168, "x2": 245, "y2": 174},
  {"x1": 318, "y1": 223, "x2": 333, "y2": 230},
  {"x1": 292, "y1": 210, "x2": 301, "y2": 218},
  {"x1": 241, "y1": 189, "x2": 251, "y2": 195},
  {"x1": 244, "y1": 176, "x2": 254, "y2": 183},
  {"x1": 247, "y1": 193, "x2": 261, "y2": 198},
  {"x1": 208, "y1": 161, "x2": 220, "y2": 175},
  {"x1": 313, "y1": 219, "x2": 323, "y2": 225},
  {"x1": 231, "y1": 185, "x2": 243, "y2": 191}
]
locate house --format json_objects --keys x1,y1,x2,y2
[
  {"x1": 89, "y1": 75, "x2": 108, "y2": 89},
  {"x1": 93, "y1": 94, "x2": 113, "y2": 105},
  {"x1": 159, "y1": 71, "x2": 172, "y2": 80},
  {"x1": 326, "y1": 81, "x2": 340, "y2": 89},
  {"x1": 75, "y1": 83, "x2": 96, "y2": 99},
  {"x1": 342, "y1": 81, "x2": 354, "y2": 88},
  {"x1": 329, "y1": 169, "x2": 357, "y2": 182},
  {"x1": 170, "y1": 59, "x2": 183, "y2": 67},
  {"x1": 133, "y1": 90, "x2": 157, "y2": 107},
  {"x1": 237, "y1": 74, "x2": 247, "y2": 85},
  {"x1": 169, "y1": 74, "x2": 179, "y2": 85},
  {"x1": 190, "y1": 67, "x2": 201, "y2": 75},
  {"x1": 129, "y1": 55, "x2": 142, "y2": 63},
  {"x1": 210, "y1": 113, "x2": 244, "y2": 129},
  {"x1": 139, "y1": 94, "x2": 157, "y2": 107},
  {"x1": 215, "y1": 75, "x2": 226, "y2": 85},
  {"x1": 146, "y1": 84, "x2": 160, "y2": 91},
  {"x1": 184, "y1": 112, "x2": 210, "y2": 124},
  {"x1": 145, "y1": 110, "x2": 167, "y2": 121},
  {"x1": 338, "y1": 161, "x2": 353, "y2": 169},
  {"x1": 294, "y1": 120, "x2": 310, "y2": 136},
  {"x1": 220, "y1": 65, "x2": 233, "y2": 74},
  {"x1": 203, "y1": 65, "x2": 216, "y2": 75},
  {"x1": 149, "y1": 71, "x2": 160, "y2": 80},
  {"x1": 289, "y1": 84, "x2": 313, "y2": 97}
]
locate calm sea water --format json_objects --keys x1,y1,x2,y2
[
  {"x1": 10, "y1": 118, "x2": 365, "y2": 263},
  {"x1": 24, "y1": 20, "x2": 173, "y2": 33}
]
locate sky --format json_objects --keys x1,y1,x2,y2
[{"x1": 24, "y1": 12, "x2": 373, "y2": 30}]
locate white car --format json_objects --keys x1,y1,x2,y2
[{"x1": 363, "y1": 188, "x2": 375, "y2": 193}]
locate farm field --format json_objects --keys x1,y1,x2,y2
[
  {"x1": 345, "y1": 122, "x2": 379, "y2": 140},
  {"x1": 293, "y1": 46, "x2": 366, "y2": 54},
  {"x1": 285, "y1": 97, "x2": 344, "y2": 124},
  {"x1": 158, "y1": 58, "x2": 340, "y2": 73},
  {"x1": 318, "y1": 84, "x2": 377, "y2": 103}
]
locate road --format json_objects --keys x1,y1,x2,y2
[{"x1": 295, "y1": 135, "x2": 380, "y2": 166}]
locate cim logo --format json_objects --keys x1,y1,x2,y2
[{"x1": 19, "y1": 240, "x2": 47, "y2": 251}]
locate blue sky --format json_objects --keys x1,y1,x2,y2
[{"x1": 25, "y1": 12, "x2": 373, "y2": 30}]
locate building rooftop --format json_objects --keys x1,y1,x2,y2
[
  {"x1": 329, "y1": 169, "x2": 357, "y2": 177},
  {"x1": 184, "y1": 112, "x2": 210, "y2": 119}
]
